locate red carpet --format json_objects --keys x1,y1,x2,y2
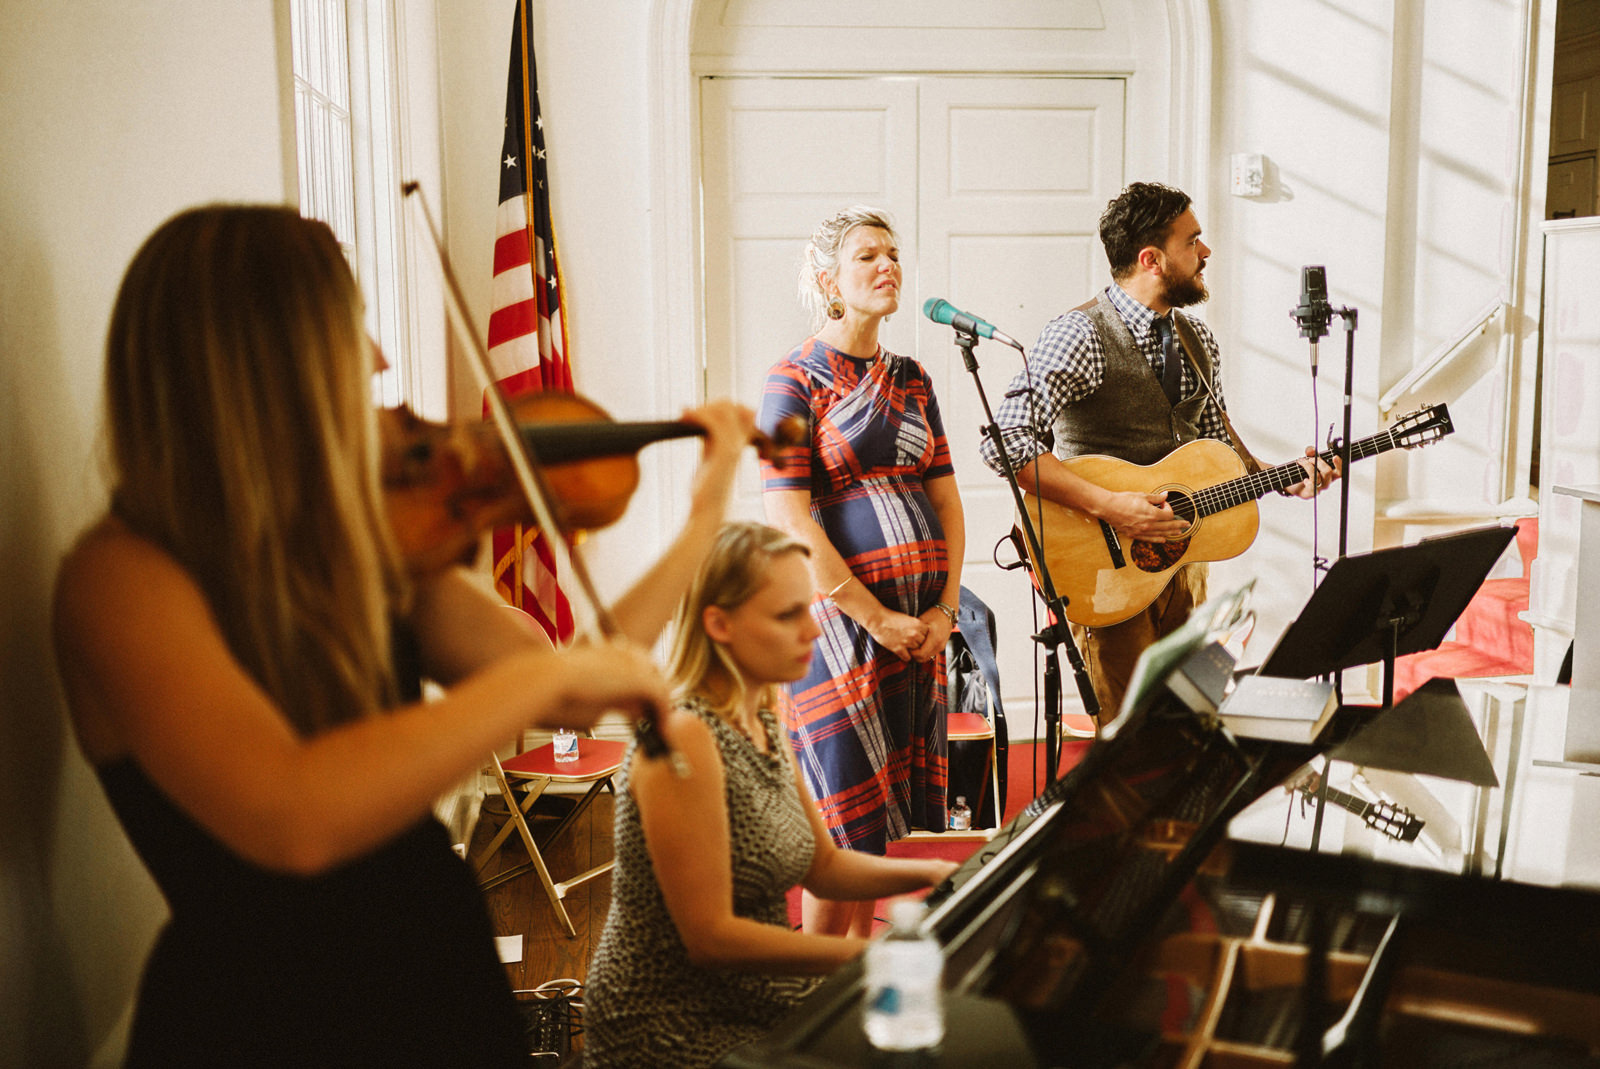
[{"x1": 787, "y1": 735, "x2": 1093, "y2": 930}]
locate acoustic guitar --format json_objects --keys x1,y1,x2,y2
[{"x1": 1016, "y1": 404, "x2": 1454, "y2": 628}]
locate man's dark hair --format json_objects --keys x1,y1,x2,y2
[{"x1": 1098, "y1": 182, "x2": 1192, "y2": 279}]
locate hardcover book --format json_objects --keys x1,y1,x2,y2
[
  {"x1": 1165, "y1": 640, "x2": 1237, "y2": 715},
  {"x1": 1217, "y1": 675, "x2": 1337, "y2": 743}
]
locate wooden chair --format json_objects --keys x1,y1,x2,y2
[{"x1": 471, "y1": 733, "x2": 627, "y2": 937}]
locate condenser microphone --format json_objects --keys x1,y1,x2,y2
[
  {"x1": 923, "y1": 297, "x2": 1024, "y2": 351},
  {"x1": 1291, "y1": 265, "x2": 1332, "y2": 369}
]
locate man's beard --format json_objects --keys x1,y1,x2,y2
[{"x1": 1162, "y1": 268, "x2": 1209, "y2": 308}]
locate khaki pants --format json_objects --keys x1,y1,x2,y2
[{"x1": 1070, "y1": 564, "x2": 1207, "y2": 725}]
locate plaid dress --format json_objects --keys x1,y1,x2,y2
[{"x1": 758, "y1": 338, "x2": 951, "y2": 853}]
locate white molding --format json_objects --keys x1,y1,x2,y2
[
  {"x1": 1541, "y1": 214, "x2": 1600, "y2": 235},
  {"x1": 1167, "y1": 0, "x2": 1213, "y2": 202},
  {"x1": 1503, "y1": 0, "x2": 1556, "y2": 504},
  {"x1": 649, "y1": 0, "x2": 705, "y2": 536}
]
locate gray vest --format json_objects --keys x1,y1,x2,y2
[{"x1": 1053, "y1": 292, "x2": 1211, "y2": 466}]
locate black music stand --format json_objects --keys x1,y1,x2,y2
[{"x1": 1254, "y1": 524, "x2": 1517, "y2": 709}]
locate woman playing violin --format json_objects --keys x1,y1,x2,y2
[{"x1": 52, "y1": 204, "x2": 753, "y2": 1067}]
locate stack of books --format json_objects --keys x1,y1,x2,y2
[{"x1": 1166, "y1": 641, "x2": 1338, "y2": 744}]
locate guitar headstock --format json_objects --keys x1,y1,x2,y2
[
  {"x1": 1298, "y1": 783, "x2": 1427, "y2": 843},
  {"x1": 1390, "y1": 403, "x2": 1453, "y2": 449},
  {"x1": 1362, "y1": 799, "x2": 1425, "y2": 843}
]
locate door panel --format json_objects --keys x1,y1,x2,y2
[
  {"x1": 917, "y1": 78, "x2": 1125, "y2": 731},
  {"x1": 700, "y1": 76, "x2": 919, "y2": 524}
]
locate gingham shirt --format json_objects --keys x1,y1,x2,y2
[{"x1": 979, "y1": 284, "x2": 1229, "y2": 474}]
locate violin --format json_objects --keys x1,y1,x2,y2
[
  {"x1": 380, "y1": 392, "x2": 806, "y2": 574},
  {"x1": 399, "y1": 182, "x2": 806, "y2": 773}
]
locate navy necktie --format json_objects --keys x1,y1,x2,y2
[{"x1": 1154, "y1": 316, "x2": 1183, "y2": 405}]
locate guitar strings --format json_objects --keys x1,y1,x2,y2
[{"x1": 1184, "y1": 423, "x2": 1407, "y2": 521}]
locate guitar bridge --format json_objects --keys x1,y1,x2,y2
[{"x1": 1100, "y1": 520, "x2": 1126, "y2": 568}]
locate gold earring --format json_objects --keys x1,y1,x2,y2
[{"x1": 826, "y1": 296, "x2": 845, "y2": 320}]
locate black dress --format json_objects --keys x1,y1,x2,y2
[{"x1": 96, "y1": 758, "x2": 524, "y2": 1066}]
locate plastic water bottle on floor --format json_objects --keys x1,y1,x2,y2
[
  {"x1": 948, "y1": 796, "x2": 972, "y2": 831},
  {"x1": 863, "y1": 898, "x2": 944, "y2": 1051}
]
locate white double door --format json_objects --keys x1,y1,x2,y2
[{"x1": 700, "y1": 74, "x2": 1125, "y2": 732}]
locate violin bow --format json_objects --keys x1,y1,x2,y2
[{"x1": 402, "y1": 181, "x2": 687, "y2": 774}]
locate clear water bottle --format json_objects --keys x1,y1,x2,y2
[
  {"x1": 552, "y1": 727, "x2": 579, "y2": 763},
  {"x1": 948, "y1": 796, "x2": 972, "y2": 831},
  {"x1": 863, "y1": 898, "x2": 944, "y2": 1051}
]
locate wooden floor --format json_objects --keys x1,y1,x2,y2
[{"x1": 470, "y1": 789, "x2": 617, "y2": 996}]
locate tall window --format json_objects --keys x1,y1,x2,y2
[{"x1": 290, "y1": 0, "x2": 409, "y2": 408}]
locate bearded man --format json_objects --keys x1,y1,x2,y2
[{"x1": 981, "y1": 182, "x2": 1335, "y2": 722}]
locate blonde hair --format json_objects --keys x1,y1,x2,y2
[
  {"x1": 797, "y1": 205, "x2": 900, "y2": 331},
  {"x1": 105, "y1": 205, "x2": 406, "y2": 734},
  {"x1": 665, "y1": 522, "x2": 810, "y2": 719}
]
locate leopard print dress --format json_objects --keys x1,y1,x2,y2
[{"x1": 583, "y1": 697, "x2": 823, "y2": 1068}]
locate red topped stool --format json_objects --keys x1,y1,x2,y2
[{"x1": 472, "y1": 733, "x2": 626, "y2": 937}]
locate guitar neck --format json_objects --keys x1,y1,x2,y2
[
  {"x1": 1314, "y1": 785, "x2": 1372, "y2": 820},
  {"x1": 1192, "y1": 427, "x2": 1405, "y2": 519}
]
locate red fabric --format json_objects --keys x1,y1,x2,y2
[
  {"x1": 1391, "y1": 519, "x2": 1536, "y2": 702},
  {"x1": 947, "y1": 712, "x2": 993, "y2": 739}
]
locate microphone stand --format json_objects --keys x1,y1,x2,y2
[
  {"x1": 1304, "y1": 304, "x2": 1356, "y2": 855},
  {"x1": 1332, "y1": 306, "x2": 1358, "y2": 561},
  {"x1": 949, "y1": 326, "x2": 1100, "y2": 783}
]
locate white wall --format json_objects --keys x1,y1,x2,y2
[
  {"x1": 1205, "y1": 0, "x2": 1547, "y2": 681},
  {"x1": 437, "y1": 0, "x2": 684, "y2": 608},
  {"x1": 0, "y1": 4, "x2": 291, "y2": 1064}
]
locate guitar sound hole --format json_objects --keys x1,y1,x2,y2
[
  {"x1": 1131, "y1": 537, "x2": 1191, "y2": 573},
  {"x1": 1130, "y1": 489, "x2": 1195, "y2": 573},
  {"x1": 1164, "y1": 490, "x2": 1197, "y2": 524}
]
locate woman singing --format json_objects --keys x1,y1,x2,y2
[
  {"x1": 757, "y1": 206, "x2": 966, "y2": 938},
  {"x1": 583, "y1": 522, "x2": 956, "y2": 1068}
]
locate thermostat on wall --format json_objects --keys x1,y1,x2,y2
[{"x1": 1230, "y1": 153, "x2": 1265, "y2": 197}]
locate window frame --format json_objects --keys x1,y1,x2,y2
[{"x1": 287, "y1": 0, "x2": 419, "y2": 411}]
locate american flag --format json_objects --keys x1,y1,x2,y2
[{"x1": 488, "y1": 0, "x2": 573, "y2": 643}]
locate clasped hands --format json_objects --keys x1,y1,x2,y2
[{"x1": 868, "y1": 605, "x2": 954, "y2": 664}]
